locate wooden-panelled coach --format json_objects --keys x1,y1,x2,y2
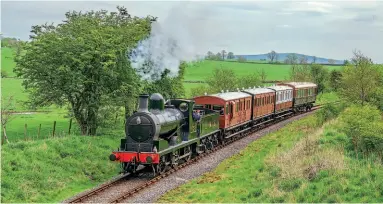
[
  {"x1": 242, "y1": 87, "x2": 275, "y2": 122},
  {"x1": 277, "y1": 82, "x2": 317, "y2": 112},
  {"x1": 267, "y1": 85, "x2": 293, "y2": 115}
]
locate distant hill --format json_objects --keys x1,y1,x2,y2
[{"x1": 234, "y1": 53, "x2": 345, "y2": 64}]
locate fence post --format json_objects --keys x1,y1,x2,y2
[
  {"x1": 24, "y1": 123, "x2": 27, "y2": 141},
  {"x1": 53, "y1": 121, "x2": 56, "y2": 137},
  {"x1": 38, "y1": 124, "x2": 41, "y2": 139},
  {"x1": 2, "y1": 126, "x2": 9, "y2": 144},
  {"x1": 68, "y1": 118, "x2": 72, "y2": 135}
]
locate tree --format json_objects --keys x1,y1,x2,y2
[
  {"x1": 257, "y1": 68, "x2": 267, "y2": 82},
  {"x1": 299, "y1": 55, "x2": 308, "y2": 64},
  {"x1": 221, "y1": 50, "x2": 226, "y2": 60},
  {"x1": 144, "y1": 62, "x2": 186, "y2": 99},
  {"x1": 329, "y1": 69, "x2": 342, "y2": 91},
  {"x1": 237, "y1": 73, "x2": 262, "y2": 90},
  {"x1": 285, "y1": 53, "x2": 298, "y2": 64},
  {"x1": 312, "y1": 56, "x2": 317, "y2": 64},
  {"x1": 1, "y1": 96, "x2": 15, "y2": 144},
  {"x1": 343, "y1": 60, "x2": 350, "y2": 65},
  {"x1": 206, "y1": 67, "x2": 238, "y2": 93},
  {"x1": 328, "y1": 59, "x2": 336, "y2": 64},
  {"x1": 340, "y1": 50, "x2": 381, "y2": 106},
  {"x1": 267, "y1": 50, "x2": 277, "y2": 63},
  {"x1": 14, "y1": 7, "x2": 154, "y2": 135},
  {"x1": 238, "y1": 56, "x2": 247, "y2": 63},
  {"x1": 206, "y1": 51, "x2": 214, "y2": 60},
  {"x1": 190, "y1": 84, "x2": 211, "y2": 97},
  {"x1": 227, "y1": 52, "x2": 234, "y2": 59},
  {"x1": 310, "y1": 64, "x2": 329, "y2": 93},
  {"x1": 215, "y1": 52, "x2": 222, "y2": 61}
]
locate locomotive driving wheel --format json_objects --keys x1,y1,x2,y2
[
  {"x1": 183, "y1": 146, "x2": 192, "y2": 162},
  {"x1": 155, "y1": 156, "x2": 167, "y2": 176}
]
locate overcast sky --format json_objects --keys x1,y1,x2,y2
[{"x1": 1, "y1": 1, "x2": 383, "y2": 63}]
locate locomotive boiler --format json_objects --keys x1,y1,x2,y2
[{"x1": 110, "y1": 93, "x2": 187, "y2": 173}]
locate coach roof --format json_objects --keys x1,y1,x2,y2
[
  {"x1": 267, "y1": 85, "x2": 293, "y2": 91},
  {"x1": 209, "y1": 92, "x2": 251, "y2": 101},
  {"x1": 242, "y1": 88, "x2": 274, "y2": 95},
  {"x1": 279, "y1": 82, "x2": 317, "y2": 88}
]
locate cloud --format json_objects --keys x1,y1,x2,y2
[{"x1": 1, "y1": 0, "x2": 383, "y2": 63}]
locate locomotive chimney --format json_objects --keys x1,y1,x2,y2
[{"x1": 138, "y1": 94, "x2": 149, "y2": 112}]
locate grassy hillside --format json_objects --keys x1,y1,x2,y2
[
  {"x1": 1, "y1": 135, "x2": 122, "y2": 203},
  {"x1": 159, "y1": 108, "x2": 383, "y2": 203},
  {"x1": 184, "y1": 60, "x2": 342, "y2": 81}
]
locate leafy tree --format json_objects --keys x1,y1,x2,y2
[
  {"x1": 285, "y1": 53, "x2": 298, "y2": 64},
  {"x1": 14, "y1": 7, "x2": 154, "y2": 135},
  {"x1": 190, "y1": 84, "x2": 211, "y2": 97},
  {"x1": 310, "y1": 64, "x2": 329, "y2": 94},
  {"x1": 257, "y1": 68, "x2": 267, "y2": 82},
  {"x1": 216, "y1": 52, "x2": 222, "y2": 61},
  {"x1": 145, "y1": 62, "x2": 186, "y2": 99},
  {"x1": 206, "y1": 51, "x2": 214, "y2": 60},
  {"x1": 329, "y1": 69, "x2": 342, "y2": 91},
  {"x1": 238, "y1": 56, "x2": 247, "y2": 63},
  {"x1": 221, "y1": 50, "x2": 226, "y2": 60},
  {"x1": 1, "y1": 70, "x2": 8, "y2": 78},
  {"x1": 227, "y1": 52, "x2": 234, "y2": 59},
  {"x1": 340, "y1": 51, "x2": 381, "y2": 106},
  {"x1": 328, "y1": 59, "x2": 336, "y2": 64},
  {"x1": 267, "y1": 50, "x2": 277, "y2": 63},
  {"x1": 339, "y1": 104, "x2": 383, "y2": 156},
  {"x1": 299, "y1": 55, "x2": 308, "y2": 64},
  {"x1": 206, "y1": 68, "x2": 237, "y2": 93},
  {"x1": 237, "y1": 73, "x2": 262, "y2": 90},
  {"x1": 290, "y1": 62, "x2": 311, "y2": 82},
  {"x1": 312, "y1": 56, "x2": 317, "y2": 64},
  {"x1": 343, "y1": 60, "x2": 350, "y2": 65}
]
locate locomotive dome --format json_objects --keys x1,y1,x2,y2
[{"x1": 150, "y1": 93, "x2": 165, "y2": 111}]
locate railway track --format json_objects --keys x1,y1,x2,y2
[{"x1": 65, "y1": 102, "x2": 333, "y2": 203}]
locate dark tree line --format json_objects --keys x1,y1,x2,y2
[{"x1": 205, "y1": 50, "x2": 235, "y2": 60}]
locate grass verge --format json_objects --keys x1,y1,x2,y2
[
  {"x1": 158, "y1": 109, "x2": 383, "y2": 203},
  {"x1": 1, "y1": 135, "x2": 122, "y2": 203}
]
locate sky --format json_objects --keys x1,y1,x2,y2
[{"x1": 1, "y1": 0, "x2": 383, "y2": 63}]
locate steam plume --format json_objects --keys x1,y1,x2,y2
[{"x1": 129, "y1": 5, "x2": 199, "y2": 80}]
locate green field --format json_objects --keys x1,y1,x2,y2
[
  {"x1": 159, "y1": 109, "x2": 383, "y2": 203},
  {"x1": 184, "y1": 60, "x2": 341, "y2": 81},
  {"x1": 1, "y1": 47, "x2": 17, "y2": 77}
]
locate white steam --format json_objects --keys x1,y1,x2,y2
[{"x1": 129, "y1": 5, "x2": 201, "y2": 80}]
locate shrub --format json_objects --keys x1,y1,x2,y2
[
  {"x1": 315, "y1": 102, "x2": 346, "y2": 125},
  {"x1": 338, "y1": 104, "x2": 383, "y2": 156},
  {"x1": 1, "y1": 70, "x2": 8, "y2": 78}
]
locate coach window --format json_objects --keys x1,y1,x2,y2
[{"x1": 236, "y1": 102, "x2": 239, "y2": 112}]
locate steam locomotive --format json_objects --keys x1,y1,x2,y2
[{"x1": 109, "y1": 82, "x2": 317, "y2": 175}]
